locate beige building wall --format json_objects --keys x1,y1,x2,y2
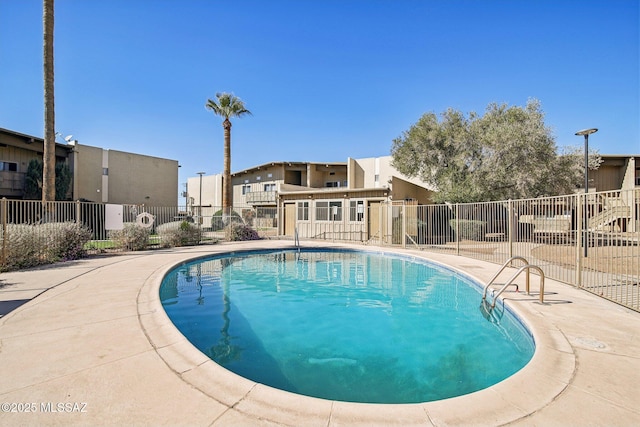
[
  {"x1": 71, "y1": 143, "x2": 178, "y2": 206},
  {"x1": 227, "y1": 162, "x2": 347, "y2": 207},
  {"x1": 71, "y1": 143, "x2": 103, "y2": 202},
  {"x1": 349, "y1": 156, "x2": 435, "y2": 196},
  {"x1": 390, "y1": 176, "x2": 433, "y2": 204},
  {"x1": 307, "y1": 163, "x2": 348, "y2": 188},
  {"x1": 232, "y1": 165, "x2": 281, "y2": 207},
  {"x1": 621, "y1": 157, "x2": 638, "y2": 189}
]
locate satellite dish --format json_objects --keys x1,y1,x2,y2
[{"x1": 64, "y1": 135, "x2": 74, "y2": 142}]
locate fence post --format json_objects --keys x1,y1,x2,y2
[
  {"x1": 1, "y1": 198, "x2": 7, "y2": 267},
  {"x1": 576, "y1": 193, "x2": 583, "y2": 287},
  {"x1": 379, "y1": 202, "x2": 383, "y2": 246},
  {"x1": 508, "y1": 199, "x2": 513, "y2": 259},
  {"x1": 402, "y1": 204, "x2": 406, "y2": 249},
  {"x1": 455, "y1": 203, "x2": 460, "y2": 256}
]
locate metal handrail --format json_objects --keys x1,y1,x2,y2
[
  {"x1": 485, "y1": 264, "x2": 546, "y2": 308},
  {"x1": 482, "y1": 256, "x2": 530, "y2": 301}
]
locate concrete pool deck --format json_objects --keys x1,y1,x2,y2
[{"x1": 0, "y1": 240, "x2": 639, "y2": 426}]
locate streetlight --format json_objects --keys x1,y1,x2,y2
[
  {"x1": 197, "y1": 172, "x2": 206, "y2": 225},
  {"x1": 575, "y1": 128, "x2": 598, "y2": 257}
]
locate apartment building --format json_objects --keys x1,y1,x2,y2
[{"x1": 0, "y1": 127, "x2": 179, "y2": 206}]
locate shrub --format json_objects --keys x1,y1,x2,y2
[
  {"x1": 157, "y1": 220, "x2": 201, "y2": 247},
  {"x1": 241, "y1": 209, "x2": 256, "y2": 226},
  {"x1": 226, "y1": 223, "x2": 261, "y2": 241},
  {"x1": 2, "y1": 224, "x2": 42, "y2": 270},
  {"x1": 108, "y1": 223, "x2": 150, "y2": 251},
  {"x1": 449, "y1": 219, "x2": 486, "y2": 241},
  {"x1": 211, "y1": 209, "x2": 243, "y2": 231},
  {"x1": 42, "y1": 222, "x2": 92, "y2": 261},
  {"x1": 2, "y1": 222, "x2": 91, "y2": 271}
]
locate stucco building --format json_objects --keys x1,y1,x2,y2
[
  {"x1": 0, "y1": 127, "x2": 179, "y2": 206},
  {"x1": 69, "y1": 142, "x2": 179, "y2": 206},
  {"x1": 187, "y1": 156, "x2": 436, "y2": 238}
]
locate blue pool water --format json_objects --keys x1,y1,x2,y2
[{"x1": 160, "y1": 249, "x2": 534, "y2": 404}]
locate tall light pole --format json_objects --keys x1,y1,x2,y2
[
  {"x1": 575, "y1": 128, "x2": 598, "y2": 257},
  {"x1": 197, "y1": 172, "x2": 205, "y2": 225}
]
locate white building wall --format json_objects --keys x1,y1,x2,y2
[
  {"x1": 187, "y1": 174, "x2": 222, "y2": 209},
  {"x1": 352, "y1": 156, "x2": 435, "y2": 191}
]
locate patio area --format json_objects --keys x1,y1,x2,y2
[{"x1": 0, "y1": 241, "x2": 639, "y2": 426}]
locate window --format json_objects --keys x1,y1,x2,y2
[
  {"x1": 374, "y1": 174, "x2": 379, "y2": 183},
  {"x1": 316, "y1": 201, "x2": 328, "y2": 221},
  {"x1": 102, "y1": 168, "x2": 108, "y2": 176},
  {"x1": 350, "y1": 200, "x2": 365, "y2": 221},
  {"x1": 0, "y1": 161, "x2": 18, "y2": 172},
  {"x1": 325, "y1": 181, "x2": 340, "y2": 188},
  {"x1": 264, "y1": 183, "x2": 276, "y2": 192},
  {"x1": 316, "y1": 201, "x2": 342, "y2": 221},
  {"x1": 297, "y1": 201, "x2": 309, "y2": 221},
  {"x1": 267, "y1": 173, "x2": 273, "y2": 178},
  {"x1": 242, "y1": 185, "x2": 251, "y2": 195}
]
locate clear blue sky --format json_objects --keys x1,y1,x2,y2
[{"x1": 1, "y1": 0, "x2": 638, "y2": 188}]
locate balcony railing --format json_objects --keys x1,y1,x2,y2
[{"x1": 245, "y1": 191, "x2": 277, "y2": 204}]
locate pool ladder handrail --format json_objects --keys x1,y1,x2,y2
[
  {"x1": 482, "y1": 256, "x2": 546, "y2": 308},
  {"x1": 294, "y1": 227, "x2": 300, "y2": 252}
]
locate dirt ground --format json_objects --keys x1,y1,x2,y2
[{"x1": 531, "y1": 242, "x2": 639, "y2": 276}]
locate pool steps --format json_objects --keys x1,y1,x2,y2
[{"x1": 482, "y1": 256, "x2": 546, "y2": 308}]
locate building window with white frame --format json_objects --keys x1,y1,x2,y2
[
  {"x1": 349, "y1": 200, "x2": 365, "y2": 222},
  {"x1": 297, "y1": 201, "x2": 309, "y2": 221},
  {"x1": 264, "y1": 183, "x2": 276, "y2": 192},
  {"x1": 316, "y1": 200, "x2": 342, "y2": 221},
  {"x1": 242, "y1": 184, "x2": 251, "y2": 195}
]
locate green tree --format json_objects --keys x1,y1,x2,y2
[
  {"x1": 54, "y1": 162, "x2": 72, "y2": 200},
  {"x1": 391, "y1": 99, "x2": 601, "y2": 203},
  {"x1": 42, "y1": 0, "x2": 56, "y2": 203},
  {"x1": 205, "y1": 93, "x2": 251, "y2": 217},
  {"x1": 24, "y1": 159, "x2": 43, "y2": 200},
  {"x1": 24, "y1": 159, "x2": 72, "y2": 200}
]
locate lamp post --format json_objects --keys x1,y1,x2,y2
[
  {"x1": 575, "y1": 128, "x2": 598, "y2": 257},
  {"x1": 197, "y1": 172, "x2": 205, "y2": 225}
]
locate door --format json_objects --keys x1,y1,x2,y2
[
  {"x1": 368, "y1": 201, "x2": 381, "y2": 243},
  {"x1": 284, "y1": 203, "x2": 296, "y2": 236}
]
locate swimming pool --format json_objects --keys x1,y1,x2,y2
[{"x1": 160, "y1": 248, "x2": 534, "y2": 404}]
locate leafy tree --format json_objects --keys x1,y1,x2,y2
[
  {"x1": 24, "y1": 159, "x2": 43, "y2": 199},
  {"x1": 54, "y1": 162, "x2": 72, "y2": 200},
  {"x1": 205, "y1": 93, "x2": 252, "y2": 216},
  {"x1": 391, "y1": 99, "x2": 601, "y2": 203}
]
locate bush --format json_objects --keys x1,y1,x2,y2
[
  {"x1": 226, "y1": 223, "x2": 261, "y2": 241},
  {"x1": 449, "y1": 219, "x2": 486, "y2": 241},
  {"x1": 211, "y1": 209, "x2": 243, "y2": 231},
  {"x1": 43, "y1": 222, "x2": 92, "y2": 261},
  {"x1": 2, "y1": 222, "x2": 91, "y2": 271},
  {"x1": 108, "y1": 223, "x2": 150, "y2": 251},
  {"x1": 157, "y1": 220, "x2": 201, "y2": 247}
]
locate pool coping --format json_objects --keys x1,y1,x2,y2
[
  {"x1": 2, "y1": 239, "x2": 638, "y2": 426},
  {"x1": 138, "y1": 242, "x2": 575, "y2": 426}
]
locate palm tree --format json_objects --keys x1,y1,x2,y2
[
  {"x1": 205, "y1": 93, "x2": 251, "y2": 218},
  {"x1": 42, "y1": 0, "x2": 56, "y2": 207}
]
